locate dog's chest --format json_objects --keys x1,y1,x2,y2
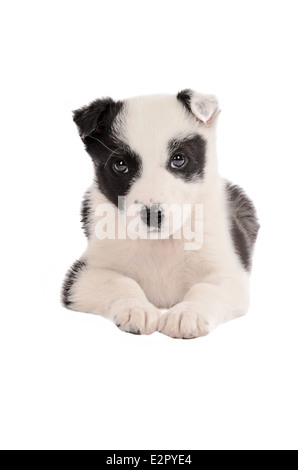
[
  {"x1": 89, "y1": 238, "x2": 203, "y2": 308},
  {"x1": 121, "y1": 240, "x2": 201, "y2": 308}
]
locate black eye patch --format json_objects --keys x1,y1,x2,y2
[
  {"x1": 167, "y1": 134, "x2": 206, "y2": 181},
  {"x1": 84, "y1": 133, "x2": 142, "y2": 207}
]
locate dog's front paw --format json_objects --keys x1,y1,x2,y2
[
  {"x1": 158, "y1": 302, "x2": 210, "y2": 339},
  {"x1": 110, "y1": 299, "x2": 160, "y2": 335}
]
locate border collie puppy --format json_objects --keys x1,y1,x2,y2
[{"x1": 62, "y1": 90, "x2": 259, "y2": 339}]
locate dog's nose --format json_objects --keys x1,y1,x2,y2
[{"x1": 140, "y1": 204, "x2": 164, "y2": 229}]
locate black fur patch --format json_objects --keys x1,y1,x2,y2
[
  {"x1": 177, "y1": 89, "x2": 193, "y2": 113},
  {"x1": 61, "y1": 259, "x2": 86, "y2": 308},
  {"x1": 226, "y1": 182, "x2": 260, "y2": 271},
  {"x1": 73, "y1": 98, "x2": 122, "y2": 141},
  {"x1": 73, "y1": 98, "x2": 142, "y2": 207},
  {"x1": 167, "y1": 135, "x2": 206, "y2": 181},
  {"x1": 81, "y1": 190, "x2": 92, "y2": 238},
  {"x1": 93, "y1": 142, "x2": 142, "y2": 207}
]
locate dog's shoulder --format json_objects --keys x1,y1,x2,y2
[
  {"x1": 81, "y1": 189, "x2": 92, "y2": 238},
  {"x1": 225, "y1": 180, "x2": 260, "y2": 271}
]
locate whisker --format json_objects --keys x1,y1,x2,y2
[
  {"x1": 88, "y1": 134, "x2": 114, "y2": 153},
  {"x1": 104, "y1": 148, "x2": 122, "y2": 170},
  {"x1": 87, "y1": 134, "x2": 125, "y2": 171}
]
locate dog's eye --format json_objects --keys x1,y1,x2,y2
[
  {"x1": 113, "y1": 160, "x2": 128, "y2": 174},
  {"x1": 171, "y1": 155, "x2": 186, "y2": 169}
]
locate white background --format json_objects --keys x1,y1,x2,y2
[{"x1": 1, "y1": 0, "x2": 297, "y2": 451}]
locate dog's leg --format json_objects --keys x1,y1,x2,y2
[
  {"x1": 62, "y1": 261, "x2": 160, "y2": 335},
  {"x1": 158, "y1": 272, "x2": 250, "y2": 339}
]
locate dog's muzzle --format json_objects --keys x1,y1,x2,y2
[{"x1": 140, "y1": 204, "x2": 164, "y2": 230}]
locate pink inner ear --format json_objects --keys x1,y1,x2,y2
[{"x1": 196, "y1": 108, "x2": 221, "y2": 127}]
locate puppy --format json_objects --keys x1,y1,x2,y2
[{"x1": 61, "y1": 90, "x2": 259, "y2": 339}]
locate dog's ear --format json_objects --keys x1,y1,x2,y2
[
  {"x1": 177, "y1": 89, "x2": 220, "y2": 125},
  {"x1": 73, "y1": 98, "x2": 121, "y2": 141}
]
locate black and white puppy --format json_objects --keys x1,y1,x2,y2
[{"x1": 62, "y1": 90, "x2": 259, "y2": 339}]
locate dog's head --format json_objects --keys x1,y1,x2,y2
[{"x1": 73, "y1": 90, "x2": 219, "y2": 232}]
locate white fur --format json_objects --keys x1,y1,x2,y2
[{"x1": 68, "y1": 93, "x2": 250, "y2": 339}]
